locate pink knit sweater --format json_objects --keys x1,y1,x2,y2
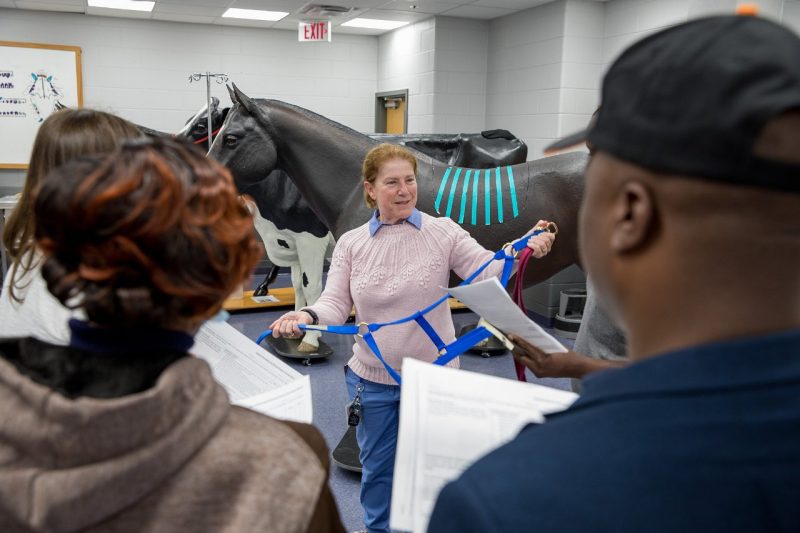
[{"x1": 309, "y1": 212, "x2": 505, "y2": 385}]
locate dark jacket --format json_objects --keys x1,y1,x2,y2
[{"x1": 429, "y1": 330, "x2": 800, "y2": 533}]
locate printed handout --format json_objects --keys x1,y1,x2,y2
[
  {"x1": 192, "y1": 321, "x2": 313, "y2": 423},
  {"x1": 390, "y1": 359, "x2": 577, "y2": 532},
  {"x1": 448, "y1": 277, "x2": 568, "y2": 354}
]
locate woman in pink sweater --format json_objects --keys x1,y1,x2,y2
[{"x1": 270, "y1": 143, "x2": 554, "y2": 533}]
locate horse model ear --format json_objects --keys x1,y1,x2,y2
[
  {"x1": 211, "y1": 96, "x2": 219, "y2": 107},
  {"x1": 226, "y1": 84, "x2": 236, "y2": 104},
  {"x1": 232, "y1": 83, "x2": 255, "y2": 110},
  {"x1": 231, "y1": 83, "x2": 269, "y2": 125}
]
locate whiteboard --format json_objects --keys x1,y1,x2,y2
[{"x1": 0, "y1": 41, "x2": 83, "y2": 169}]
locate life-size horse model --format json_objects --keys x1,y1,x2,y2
[
  {"x1": 210, "y1": 85, "x2": 586, "y2": 293},
  {"x1": 206, "y1": 93, "x2": 531, "y2": 353}
]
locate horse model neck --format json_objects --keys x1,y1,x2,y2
[{"x1": 264, "y1": 100, "x2": 379, "y2": 237}]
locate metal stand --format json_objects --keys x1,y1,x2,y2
[{"x1": 188, "y1": 71, "x2": 228, "y2": 150}]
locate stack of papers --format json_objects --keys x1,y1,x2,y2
[
  {"x1": 192, "y1": 321, "x2": 313, "y2": 423},
  {"x1": 390, "y1": 359, "x2": 577, "y2": 532}
]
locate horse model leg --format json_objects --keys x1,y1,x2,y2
[
  {"x1": 294, "y1": 233, "x2": 334, "y2": 353},
  {"x1": 253, "y1": 264, "x2": 280, "y2": 297},
  {"x1": 287, "y1": 262, "x2": 321, "y2": 353}
]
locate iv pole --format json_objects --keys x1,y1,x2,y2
[{"x1": 188, "y1": 71, "x2": 229, "y2": 151}]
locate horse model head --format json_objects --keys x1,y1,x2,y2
[
  {"x1": 177, "y1": 96, "x2": 230, "y2": 145},
  {"x1": 209, "y1": 85, "x2": 280, "y2": 192}
]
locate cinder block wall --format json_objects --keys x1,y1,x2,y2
[{"x1": 0, "y1": 7, "x2": 378, "y2": 190}]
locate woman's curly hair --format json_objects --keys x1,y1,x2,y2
[{"x1": 33, "y1": 137, "x2": 261, "y2": 330}]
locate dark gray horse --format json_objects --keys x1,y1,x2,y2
[{"x1": 210, "y1": 85, "x2": 586, "y2": 290}]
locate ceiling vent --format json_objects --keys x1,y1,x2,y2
[{"x1": 299, "y1": 4, "x2": 355, "y2": 18}]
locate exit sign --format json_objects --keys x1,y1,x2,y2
[{"x1": 299, "y1": 21, "x2": 331, "y2": 42}]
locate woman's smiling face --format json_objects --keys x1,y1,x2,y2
[{"x1": 364, "y1": 158, "x2": 418, "y2": 224}]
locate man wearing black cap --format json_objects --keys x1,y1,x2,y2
[{"x1": 428, "y1": 15, "x2": 800, "y2": 533}]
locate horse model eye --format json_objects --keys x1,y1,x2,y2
[
  {"x1": 224, "y1": 134, "x2": 239, "y2": 147},
  {"x1": 196, "y1": 123, "x2": 207, "y2": 131}
]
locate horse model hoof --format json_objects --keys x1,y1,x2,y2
[
  {"x1": 297, "y1": 341, "x2": 319, "y2": 353},
  {"x1": 253, "y1": 284, "x2": 269, "y2": 297}
]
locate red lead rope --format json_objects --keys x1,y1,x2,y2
[
  {"x1": 511, "y1": 246, "x2": 535, "y2": 381},
  {"x1": 192, "y1": 126, "x2": 224, "y2": 145}
]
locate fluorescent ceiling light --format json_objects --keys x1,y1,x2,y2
[
  {"x1": 341, "y1": 18, "x2": 409, "y2": 30},
  {"x1": 222, "y1": 8, "x2": 289, "y2": 21},
  {"x1": 87, "y1": 0, "x2": 154, "y2": 11}
]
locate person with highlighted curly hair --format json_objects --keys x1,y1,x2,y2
[{"x1": 0, "y1": 138, "x2": 345, "y2": 533}]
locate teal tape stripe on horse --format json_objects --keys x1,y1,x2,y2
[
  {"x1": 471, "y1": 170, "x2": 479, "y2": 225},
  {"x1": 507, "y1": 166, "x2": 519, "y2": 218},
  {"x1": 445, "y1": 168, "x2": 462, "y2": 218},
  {"x1": 495, "y1": 167, "x2": 504, "y2": 224},
  {"x1": 458, "y1": 169, "x2": 472, "y2": 224},
  {"x1": 433, "y1": 165, "x2": 521, "y2": 225},
  {"x1": 484, "y1": 169, "x2": 491, "y2": 225},
  {"x1": 434, "y1": 166, "x2": 452, "y2": 213}
]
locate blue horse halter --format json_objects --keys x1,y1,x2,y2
[{"x1": 256, "y1": 228, "x2": 548, "y2": 384}]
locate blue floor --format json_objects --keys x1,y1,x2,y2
[{"x1": 229, "y1": 272, "x2": 576, "y2": 532}]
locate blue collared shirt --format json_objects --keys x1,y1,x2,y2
[{"x1": 368, "y1": 208, "x2": 423, "y2": 236}]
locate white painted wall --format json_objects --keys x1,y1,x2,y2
[
  {"x1": 0, "y1": 7, "x2": 378, "y2": 187},
  {"x1": 559, "y1": 0, "x2": 605, "y2": 141},
  {"x1": 432, "y1": 16, "x2": 489, "y2": 133},
  {"x1": 377, "y1": 16, "x2": 488, "y2": 134},
  {"x1": 604, "y1": 0, "x2": 800, "y2": 67},
  {"x1": 486, "y1": 1, "x2": 567, "y2": 158},
  {"x1": 377, "y1": 18, "x2": 437, "y2": 133},
  {"x1": 482, "y1": 0, "x2": 800, "y2": 159}
]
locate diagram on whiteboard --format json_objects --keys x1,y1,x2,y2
[
  {"x1": 25, "y1": 71, "x2": 65, "y2": 123},
  {"x1": 0, "y1": 70, "x2": 65, "y2": 123},
  {"x1": 1, "y1": 42, "x2": 81, "y2": 167}
]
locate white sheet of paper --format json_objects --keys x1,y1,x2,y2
[
  {"x1": 447, "y1": 277, "x2": 568, "y2": 354},
  {"x1": 251, "y1": 294, "x2": 279, "y2": 303},
  {"x1": 192, "y1": 321, "x2": 313, "y2": 424},
  {"x1": 390, "y1": 358, "x2": 577, "y2": 532}
]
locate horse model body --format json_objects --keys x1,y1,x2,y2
[
  {"x1": 372, "y1": 130, "x2": 526, "y2": 169},
  {"x1": 210, "y1": 97, "x2": 530, "y2": 351},
  {"x1": 211, "y1": 86, "x2": 587, "y2": 296}
]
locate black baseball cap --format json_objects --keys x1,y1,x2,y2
[{"x1": 546, "y1": 15, "x2": 800, "y2": 192}]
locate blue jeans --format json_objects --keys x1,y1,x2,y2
[{"x1": 345, "y1": 366, "x2": 401, "y2": 533}]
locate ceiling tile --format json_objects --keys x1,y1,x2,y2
[
  {"x1": 16, "y1": 0, "x2": 83, "y2": 5},
  {"x1": 152, "y1": 12, "x2": 217, "y2": 23},
  {"x1": 85, "y1": 6, "x2": 153, "y2": 18},
  {"x1": 440, "y1": 4, "x2": 517, "y2": 19},
  {"x1": 380, "y1": 0, "x2": 462, "y2": 15},
  {"x1": 319, "y1": 0, "x2": 394, "y2": 9},
  {"x1": 152, "y1": 3, "x2": 223, "y2": 16},
  {"x1": 157, "y1": 0, "x2": 229, "y2": 6},
  {"x1": 13, "y1": 1, "x2": 83, "y2": 12},
  {"x1": 473, "y1": 0, "x2": 552, "y2": 9},
  {"x1": 353, "y1": 8, "x2": 432, "y2": 22},
  {"x1": 214, "y1": 16, "x2": 281, "y2": 28},
  {"x1": 336, "y1": 25, "x2": 386, "y2": 35},
  {"x1": 230, "y1": 0, "x2": 305, "y2": 10}
]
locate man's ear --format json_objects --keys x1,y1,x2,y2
[{"x1": 610, "y1": 180, "x2": 657, "y2": 253}]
